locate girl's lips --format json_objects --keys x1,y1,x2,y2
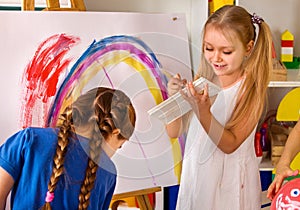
[
  {"x1": 213, "y1": 63, "x2": 225, "y2": 67},
  {"x1": 213, "y1": 63, "x2": 226, "y2": 70}
]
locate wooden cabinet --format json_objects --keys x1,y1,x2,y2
[{"x1": 260, "y1": 69, "x2": 300, "y2": 171}]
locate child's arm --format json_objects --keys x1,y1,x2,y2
[
  {"x1": 165, "y1": 74, "x2": 187, "y2": 138},
  {"x1": 166, "y1": 112, "x2": 191, "y2": 138},
  {"x1": 267, "y1": 120, "x2": 300, "y2": 200},
  {"x1": 277, "y1": 119, "x2": 300, "y2": 169},
  {"x1": 0, "y1": 167, "x2": 14, "y2": 210},
  {"x1": 184, "y1": 82, "x2": 258, "y2": 154}
]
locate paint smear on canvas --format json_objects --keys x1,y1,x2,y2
[
  {"x1": 20, "y1": 34, "x2": 183, "y2": 183},
  {"x1": 20, "y1": 34, "x2": 80, "y2": 128}
]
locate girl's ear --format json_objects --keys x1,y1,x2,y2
[
  {"x1": 112, "y1": 128, "x2": 121, "y2": 136},
  {"x1": 245, "y1": 40, "x2": 254, "y2": 56}
]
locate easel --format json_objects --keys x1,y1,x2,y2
[
  {"x1": 22, "y1": 0, "x2": 86, "y2": 11},
  {"x1": 21, "y1": 1, "x2": 161, "y2": 209},
  {"x1": 112, "y1": 186, "x2": 162, "y2": 210}
]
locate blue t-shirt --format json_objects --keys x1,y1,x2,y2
[{"x1": 0, "y1": 127, "x2": 117, "y2": 210}]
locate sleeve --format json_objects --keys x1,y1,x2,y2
[{"x1": 0, "y1": 128, "x2": 32, "y2": 181}]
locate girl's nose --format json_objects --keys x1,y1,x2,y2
[{"x1": 212, "y1": 51, "x2": 222, "y2": 62}]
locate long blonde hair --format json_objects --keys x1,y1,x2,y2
[
  {"x1": 41, "y1": 87, "x2": 136, "y2": 210},
  {"x1": 196, "y1": 5, "x2": 273, "y2": 130}
]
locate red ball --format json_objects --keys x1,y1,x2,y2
[{"x1": 271, "y1": 178, "x2": 300, "y2": 210}]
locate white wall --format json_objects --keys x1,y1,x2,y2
[
  {"x1": 239, "y1": 0, "x2": 300, "y2": 59},
  {"x1": 84, "y1": 0, "x2": 208, "y2": 71},
  {"x1": 86, "y1": 0, "x2": 300, "y2": 64}
]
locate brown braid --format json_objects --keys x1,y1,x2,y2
[
  {"x1": 78, "y1": 159, "x2": 98, "y2": 210},
  {"x1": 41, "y1": 107, "x2": 74, "y2": 210},
  {"x1": 77, "y1": 88, "x2": 136, "y2": 209},
  {"x1": 42, "y1": 87, "x2": 136, "y2": 210},
  {"x1": 78, "y1": 135, "x2": 101, "y2": 209}
]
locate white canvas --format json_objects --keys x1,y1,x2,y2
[{"x1": 0, "y1": 10, "x2": 192, "y2": 194}]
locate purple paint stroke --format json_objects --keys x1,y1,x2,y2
[
  {"x1": 178, "y1": 135, "x2": 185, "y2": 157},
  {"x1": 51, "y1": 42, "x2": 168, "y2": 124},
  {"x1": 133, "y1": 133, "x2": 157, "y2": 186},
  {"x1": 87, "y1": 43, "x2": 168, "y2": 99},
  {"x1": 103, "y1": 67, "x2": 114, "y2": 89},
  {"x1": 45, "y1": 36, "x2": 182, "y2": 182}
]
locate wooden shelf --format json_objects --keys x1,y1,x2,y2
[
  {"x1": 269, "y1": 69, "x2": 300, "y2": 87},
  {"x1": 259, "y1": 157, "x2": 274, "y2": 171},
  {"x1": 269, "y1": 81, "x2": 300, "y2": 87}
]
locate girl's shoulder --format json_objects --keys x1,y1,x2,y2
[
  {"x1": 25, "y1": 126, "x2": 57, "y2": 134},
  {"x1": 0, "y1": 127, "x2": 58, "y2": 181},
  {"x1": 13, "y1": 127, "x2": 58, "y2": 148},
  {"x1": 2, "y1": 127, "x2": 57, "y2": 146}
]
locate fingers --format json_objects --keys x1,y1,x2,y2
[
  {"x1": 169, "y1": 76, "x2": 210, "y2": 105},
  {"x1": 167, "y1": 74, "x2": 186, "y2": 96},
  {"x1": 203, "y1": 83, "x2": 208, "y2": 97},
  {"x1": 266, "y1": 175, "x2": 285, "y2": 200},
  {"x1": 187, "y1": 81, "x2": 196, "y2": 96},
  {"x1": 195, "y1": 83, "x2": 208, "y2": 98},
  {"x1": 266, "y1": 168, "x2": 298, "y2": 201},
  {"x1": 266, "y1": 182, "x2": 275, "y2": 200},
  {"x1": 267, "y1": 181, "x2": 281, "y2": 200},
  {"x1": 183, "y1": 82, "x2": 209, "y2": 103},
  {"x1": 292, "y1": 169, "x2": 299, "y2": 176},
  {"x1": 186, "y1": 82, "x2": 209, "y2": 97}
]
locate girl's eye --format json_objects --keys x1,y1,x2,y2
[
  {"x1": 205, "y1": 47, "x2": 213, "y2": 51},
  {"x1": 291, "y1": 189, "x2": 300, "y2": 197},
  {"x1": 223, "y1": 51, "x2": 232, "y2": 55}
]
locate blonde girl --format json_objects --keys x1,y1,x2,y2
[{"x1": 167, "y1": 5, "x2": 273, "y2": 210}]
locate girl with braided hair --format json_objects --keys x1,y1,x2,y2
[
  {"x1": 166, "y1": 5, "x2": 273, "y2": 210},
  {"x1": 0, "y1": 87, "x2": 136, "y2": 210}
]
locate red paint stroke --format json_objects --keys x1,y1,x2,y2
[{"x1": 20, "y1": 34, "x2": 80, "y2": 128}]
